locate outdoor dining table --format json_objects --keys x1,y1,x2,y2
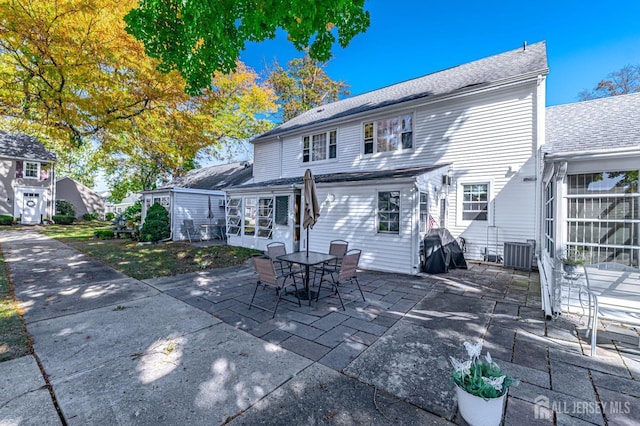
[{"x1": 277, "y1": 251, "x2": 336, "y2": 304}]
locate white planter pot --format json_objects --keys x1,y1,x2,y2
[{"x1": 456, "y1": 386, "x2": 506, "y2": 426}]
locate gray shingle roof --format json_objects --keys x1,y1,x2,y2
[
  {"x1": 546, "y1": 92, "x2": 640, "y2": 154},
  {"x1": 253, "y1": 41, "x2": 548, "y2": 143},
  {"x1": 0, "y1": 131, "x2": 56, "y2": 161},
  {"x1": 229, "y1": 165, "x2": 446, "y2": 190},
  {"x1": 158, "y1": 161, "x2": 253, "y2": 190}
]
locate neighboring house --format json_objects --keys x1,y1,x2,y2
[
  {"x1": 104, "y1": 192, "x2": 140, "y2": 215},
  {"x1": 0, "y1": 131, "x2": 56, "y2": 224},
  {"x1": 539, "y1": 92, "x2": 640, "y2": 316},
  {"x1": 141, "y1": 161, "x2": 253, "y2": 241},
  {"x1": 227, "y1": 42, "x2": 549, "y2": 275},
  {"x1": 56, "y1": 177, "x2": 105, "y2": 219}
]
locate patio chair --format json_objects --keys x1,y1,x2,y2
[
  {"x1": 250, "y1": 255, "x2": 301, "y2": 318},
  {"x1": 182, "y1": 219, "x2": 199, "y2": 243},
  {"x1": 266, "y1": 241, "x2": 289, "y2": 274},
  {"x1": 316, "y1": 249, "x2": 365, "y2": 310},
  {"x1": 582, "y1": 262, "x2": 640, "y2": 356},
  {"x1": 315, "y1": 239, "x2": 349, "y2": 284}
]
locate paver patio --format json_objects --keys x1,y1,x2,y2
[
  {"x1": 144, "y1": 261, "x2": 640, "y2": 425},
  {"x1": 2, "y1": 231, "x2": 639, "y2": 425}
]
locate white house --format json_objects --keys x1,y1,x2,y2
[
  {"x1": 539, "y1": 93, "x2": 640, "y2": 315},
  {"x1": 141, "y1": 161, "x2": 253, "y2": 241},
  {"x1": 226, "y1": 42, "x2": 549, "y2": 276},
  {"x1": 0, "y1": 131, "x2": 56, "y2": 224}
]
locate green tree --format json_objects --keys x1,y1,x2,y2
[
  {"x1": 578, "y1": 65, "x2": 640, "y2": 100},
  {"x1": 140, "y1": 203, "x2": 170, "y2": 242},
  {"x1": 268, "y1": 55, "x2": 350, "y2": 122},
  {"x1": 125, "y1": 0, "x2": 370, "y2": 94},
  {"x1": 0, "y1": 0, "x2": 276, "y2": 184}
]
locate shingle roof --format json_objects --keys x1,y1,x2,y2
[
  {"x1": 546, "y1": 92, "x2": 640, "y2": 154},
  {"x1": 158, "y1": 161, "x2": 253, "y2": 190},
  {"x1": 253, "y1": 41, "x2": 548, "y2": 143},
  {"x1": 0, "y1": 131, "x2": 56, "y2": 161},
  {"x1": 229, "y1": 165, "x2": 446, "y2": 190}
]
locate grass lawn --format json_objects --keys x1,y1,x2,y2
[
  {"x1": 0, "y1": 249, "x2": 30, "y2": 362},
  {"x1": 40, "y1": 221, "x2": 260, "y2": 280}
]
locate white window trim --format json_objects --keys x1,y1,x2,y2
[
  {"x1": 457, "y1": 180, "x2": 492, "y2": 225},
  {"x1": 361, "y1": 112, "x2": 414, "y2": 156},
  {"x1": 302, "y1": 129, "x2": 338, "y2": 164},
  {"x1": 24, "y1": 161, "x2": 40, "y2": 179}
]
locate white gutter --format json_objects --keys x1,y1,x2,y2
[{"x1": 545, "y1": 147, "x2": 640, "y2": 161}]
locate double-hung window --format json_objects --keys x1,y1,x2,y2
[
  {"x1": 25, "y1": 161, "x2": 40, "y2": 179},
  {"x1": 303, "y1": 130, "x2": 337, "y2": 163},
  {"x1": 378, "y1": 191, "x2": 400, "y2": 233},
  {"x1": 462, "y1": 184, "x2": 489, "y2": 221},
  {"x1": 363, "y1": 113, "x2": 413, "y2": 155}
]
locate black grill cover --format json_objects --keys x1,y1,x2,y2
[{"x1": 421, "y1": 229, "x2": 467, "y2": 273}]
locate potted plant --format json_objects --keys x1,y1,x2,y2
[
  {"x1": 450, "y1": 342, "x2": 518, "y2": 426},
  {"x1": 559, "y1": 247, "x2": 585, "y2": 275}
]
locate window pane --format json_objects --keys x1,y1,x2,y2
[
  {"x1": 275, "y1": 196, "x2": 288, "y2": 226},
  {"x1": 377, "y1": 191, "x2": 400, "y2": 233},
  {"x1": 329, "y1": 131, "x2": 337, "y2": 158},
  {"x1": 566, "y1": 171, "x2": 640, "y2": 267},
  {"x1": 462, "y1": 184, "x2": 488, "y2": 221},
  {"x1": 312, "y1": 133, "x2": 326, "y2": 161}
]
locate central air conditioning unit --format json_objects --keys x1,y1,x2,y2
[{"x1": 503, "y1": 242, "x2": 534, "y2": 271}]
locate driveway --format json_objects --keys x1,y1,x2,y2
[{"x1": 1, "y1": 231, "x2": 639, "y2": 425}]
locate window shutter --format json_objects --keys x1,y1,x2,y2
[{"x1": 15, "y1": 161, "x2": 23, "y2": 178}]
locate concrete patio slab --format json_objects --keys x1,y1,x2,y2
[
  {"x1": 28, "y1": 293, "x2": 220, "y2": 379},
  {"x1": 48, "y1": 323, "x2": 312, "y2": 425},
  {"x1": 0, "y1": 356, "x2": 61, "y2": 425},
  {"x1": 231, "y1": 363, "x2": 453, "y2": 425},
  {"x1": 344, "y1": 320, "x2": 460, "y2": 420},
  {"x1": 16, "y1": 277, "x2": 159, "y2": 324}
]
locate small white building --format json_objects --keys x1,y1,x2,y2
[
  {"x1": 227, "y1": 42, "x2": 549, "y2": 275},
  {"x1": 141, "y1": 161, "x2": 253, "y2": 241}
]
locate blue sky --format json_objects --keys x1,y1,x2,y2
[{"x1": 240, "y1": 0, "x2": 640, "y2": 106}]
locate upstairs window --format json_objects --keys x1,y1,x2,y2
[
  {"x1": 303, "y1": 130, "x2": 337, "y2": 163},
  {"x1": 24, "y1": 161, "x2": 40, "y2": 179},
  {"x1": 363, "y1": 113, "x2": 413, "y2": 155}
]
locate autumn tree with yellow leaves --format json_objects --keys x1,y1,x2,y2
[{"x1": 0, "y1": 0, "x2": 276, "y2": 192}]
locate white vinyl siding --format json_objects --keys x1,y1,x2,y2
[
  {"x1": 250, "y1": 81, "x2": 540, "y2": 264},
  {"x1": 304, "y1": 184, "x2": 417, "y2": 275}
]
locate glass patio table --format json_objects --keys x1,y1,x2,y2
[{"x1": 277, "y1": 251, "x2": 336, "y2": 304}]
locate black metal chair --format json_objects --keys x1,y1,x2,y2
[
  {"x1": 250, "y1": 255, "x2": 301, "y2": 318},
  {"x1": 316, "y1": 249, "x2": 365, "y2": 310}
]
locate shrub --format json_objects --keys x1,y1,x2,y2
[
  {"x1": 94, "y1": 229, "x2": 115, "y2": 239},
  {"x1": 52, "y1": 215, "x2": 75, "y2": 225},
  {"x1": 105, "y1": 212, "x2": 115, "y2": 221},
  {"x1": 124, "y1": 200, "x2": 142, "y2": 224},
  {"x1": 82, "y1": 212, "x2": 99, "y2": 221},
  {"x1": 55, "y1": 200, "x2": 76, "y2": 217},
  {"x1": 0, "y1": 215, "x2": 13, "y2": 226},
  {"x1": 140, "y1": 203, "x2": 170, "y2": 242}
]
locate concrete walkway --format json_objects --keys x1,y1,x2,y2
[{"x1": 1, "y1": 231, "x2": 639, "y2": 425}]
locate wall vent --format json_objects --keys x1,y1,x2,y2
[{"x1": 503, "y1": 242, "x2": 533, "y2": 271}]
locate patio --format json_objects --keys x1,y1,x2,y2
[{"x1": 143, "y1": 261, "x2": 640, "y2": 424}]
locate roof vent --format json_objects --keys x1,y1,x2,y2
[
  {"x1": 523, "y1": 41, "x2": 527, "y2": 51},
  {"x1": 316, "y1": 108, "x2": 324, "y2": 113}
]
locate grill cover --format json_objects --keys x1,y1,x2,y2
[{"x1": 421, "y1": 229, "x2": 467, "y2": 274}]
